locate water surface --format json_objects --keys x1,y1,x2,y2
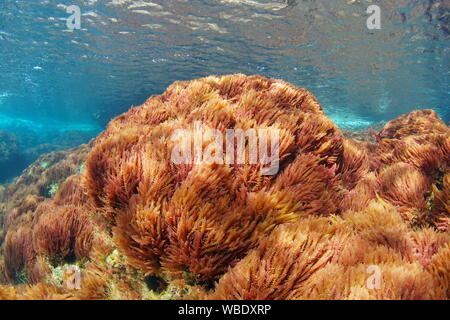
[{"x1": 0, "y1": 0, "x2": 449, "y2": 181}]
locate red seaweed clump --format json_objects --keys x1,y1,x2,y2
[
  {"x1": 0, "y1": 74, "x2": 448, "y2": 300},
  {"x1": 84, "y1": 74, "x2": 344, "y2": 282}
]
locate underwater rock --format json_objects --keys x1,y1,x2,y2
[
  {"x1": 0, "y1": 128, "x2": 94, "y2": 184},
  {"x1": 0, "y1": 131, "x2": 19, "y2": 164},
  {"x1": 0, "y1": 131, "x2": 26, "y2": 183},
  {"x1": 0, "y1": 75, "x2": 448, "y2": 300},
  {"x1": 0, "y1": 144, "x2": 90, "y2": 245},
  {"x1": 20, "y1": 131, "x2": 96, "y2": 176},
  {"x1": 341, "y1": 121, "x2": 385, "y2": 144}
]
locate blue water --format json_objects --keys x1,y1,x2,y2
[{"x1": 0, "y1": 0, "x2": 449, "y2": 182}]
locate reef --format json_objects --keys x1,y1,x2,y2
[{"x1": 0, "y1": 74, "x2": 448, "y2": 300}]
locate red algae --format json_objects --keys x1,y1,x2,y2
[{"x1": 0, "y1": 75, "x2": 448, "y2": 300}]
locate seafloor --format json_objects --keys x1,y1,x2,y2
[{"x1": 0, "y1": 75, "x2": 448, "y2": 300}]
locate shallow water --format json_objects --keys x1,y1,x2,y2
[{"x1": 0, "y1": 0, "x2": 449, "y2": 182}]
